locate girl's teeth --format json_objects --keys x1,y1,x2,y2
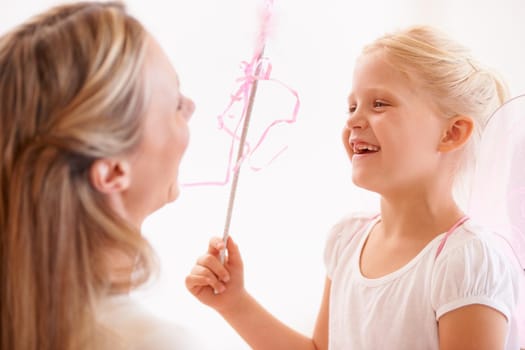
[{"x1": 353, "y1": 144, "x2": 380, "y2": 153}]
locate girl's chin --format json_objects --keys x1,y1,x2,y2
[{"x1": 351, "y1": 175, "x2": 378, "y2": 192}]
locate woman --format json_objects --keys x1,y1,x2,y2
[{"x1": 0, "y1": 2, "x2": 196, "y2": 349}]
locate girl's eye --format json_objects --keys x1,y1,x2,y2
[
  {"x1": 373, "y1": 100, "x2": 388, "y2": 108},
  {"x1": 348, "y1": 105, "x2": 357, "y2": 113}
]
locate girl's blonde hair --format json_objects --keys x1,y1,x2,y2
[
  {"x1": 0, "y1": 2, "x2": 155, "y2": 349},
  {"x1": 363, "y1": 25, "x2": 508, "y2": 204}
]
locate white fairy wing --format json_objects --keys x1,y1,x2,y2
[{"x1": 468, "y1": 94, "x2": 525, "y2": 347}]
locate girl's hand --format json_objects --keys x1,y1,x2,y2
[{"x1": 185, "y1": 236, "x2": 246, "y2": 313}]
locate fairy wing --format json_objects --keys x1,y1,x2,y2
[{"x1": 468, "y1": 94, "x2": 525, "y2": 346}]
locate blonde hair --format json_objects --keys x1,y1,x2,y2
[
  {"x1": 0, "y1": 2, "x2": 155, "y2": 349},
  {"x1": 363, "y1": 25, "x2": 508, "y2": 204}
]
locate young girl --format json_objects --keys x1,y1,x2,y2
[
  {"x1": 186, "y1": 26, "x2": 521, "y2": 349},
  {"x1": 0, "y1": 2, "x2": 198, "y2": 349}
]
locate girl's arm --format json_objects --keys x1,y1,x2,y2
[
  {"x1": 185, "y1": 236, "x2": 329, "y2": 350},
  {"x1": 438, "y1": 304, "x2": 508, "y2": 350}
]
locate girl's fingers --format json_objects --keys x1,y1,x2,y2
[
  {"x1": 196, "y1": 253, "x2": 230, "y2": 283},
  {"x1": 187, "y1": 275, "x2": 226, "y2": 294},
  {"x1": 225, "y1": 236, "x2": 243, "y2": 269},
  {"x1": 186, "y1": 265, "x2": 227, "y2": 294},
  {"x1": 207, "y1": 236, "x2": 226, "y2": 256}
]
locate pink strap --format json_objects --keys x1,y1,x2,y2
[{"x1": 435, "y1": 216, "x2": 470, "y2": 259}]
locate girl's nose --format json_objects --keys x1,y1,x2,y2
[{"x1": 345, "y1": 109, "x2": 368, "y2": 130}]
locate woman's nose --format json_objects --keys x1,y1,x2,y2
[{"x1": 183, "y1": 96, "x2": 195, "y2": 121}]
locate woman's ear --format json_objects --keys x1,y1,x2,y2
[
  {"x1": 89, "y1": 158, "x2": 131, "y2": 194},
  {"x1": 438, "y1": 115, "x2": 474, "y2": 152}
]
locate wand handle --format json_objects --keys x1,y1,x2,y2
[{"x1": 220, "y1": 46, "x2": 266, "y2": 264}]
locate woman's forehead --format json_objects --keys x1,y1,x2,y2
[{"x1": 144, "y1": 36, "x2": 180, "y2": 92}]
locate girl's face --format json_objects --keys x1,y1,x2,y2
[
  {"x1": 343, "y1": 50, "x2": 448, "y2": 197},
  {"x1": 123, "y1": 37, "x2": 195, "y2": 224}
]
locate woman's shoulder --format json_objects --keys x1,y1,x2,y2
[{"x1": 97, "y1": 295, "x2": 202, "y2": 350}]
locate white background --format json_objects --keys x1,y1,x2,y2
[{"x1": 2, "y1": 1, "x2": 525, "y2": 349}]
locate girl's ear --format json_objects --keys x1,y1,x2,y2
[
  {"x1": 89, "y1": 158, "x2": 131, "y2": 194},
  {"x1": 438, "y1": 115, "x2": 474, "y2": 152}
]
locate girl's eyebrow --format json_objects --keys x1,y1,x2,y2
[{"x1": 348, "y1": 87, "x2": 395, "y2": 102}]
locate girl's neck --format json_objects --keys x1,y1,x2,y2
[{"x1": 378, "y1": 194, "x2": 464, "y2": 240}]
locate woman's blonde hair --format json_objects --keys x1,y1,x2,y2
[
  {"x1": 0, "y1": 2, "x2": 155, "y2": 349},
  {"x1": 363, "y1": 25, "x2": 508, "y2": 204}
]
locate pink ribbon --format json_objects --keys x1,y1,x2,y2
[{"x1": 183, "y1": 0, "x2": 300, "y2": 187}]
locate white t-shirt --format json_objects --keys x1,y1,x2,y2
[
  {"x1": 97, "y1": 295, "x2": 203, "y2": 350},
  {"x1": 324, "y1": 213, "x2": 520, "y2": 350}
]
